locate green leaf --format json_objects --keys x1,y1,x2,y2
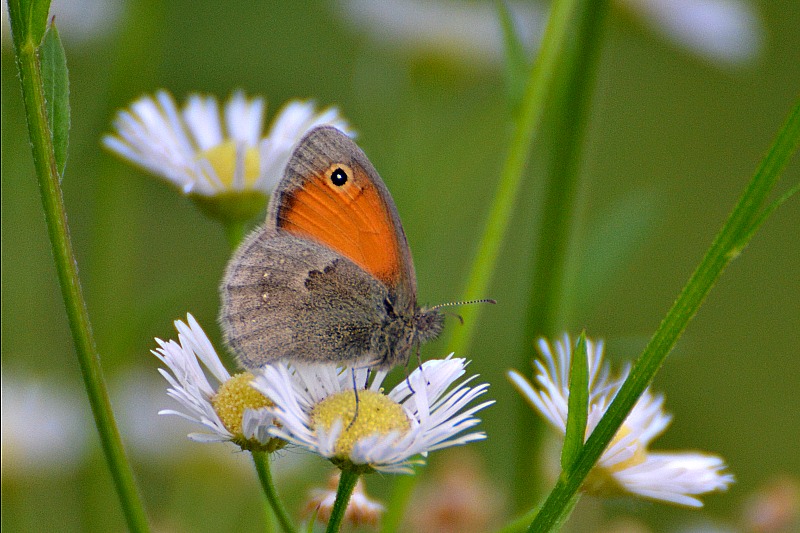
[
  {"x1": 6, "y1": 0, "x2": 51, "y2": 47},
  {"x1": 731, "y1": 181, "x2": 800, "y2": 256},
  {"x1": 40, "y1": 22, "x2": 70, "y2": 179},
  {"x1": 561, "y1": 331, "x2": 589, "y2": 471},
  {"x1": 305, "y1": 509, "x2": 318, "y2": 533},
  {"x1": 495, "y1": 0, "x2": 528, "y2": 110}
]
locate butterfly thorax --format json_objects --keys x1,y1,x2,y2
[{"x1": 369, "y1": 298, "x2": 444, "y2": 370}]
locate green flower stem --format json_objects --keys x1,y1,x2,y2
[
  {"x1": 326, "y1": 470, "x2": 360, "y2": 533},
  {"x1": 447, "y1": 0, "x2": 603, "y2": 358},
  {"x1": 252, "y1": 451, "x2": 297, "y2": 533},
  {"x1": 513, "y1": 0, "x2": 609, "y2": 506},
  {"x1": 8, "y1": 8, "x2": 150, "y2": 533},
  {"x1": 527, "y1": 99, "x2": 800, "y2": 532},
  {"x1": 523, "y1": 1, "x2": 609, "y2": 340}
]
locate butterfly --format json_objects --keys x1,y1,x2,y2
[{"x1": 220, "y1": 126, "x2": 445, "y2": 371}]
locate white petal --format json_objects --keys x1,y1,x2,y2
[
  {"x1": 612, "y1": 452, "x2": 733, "y2": 506},
  {"x1": 624, "y1": 0, "x2": 764, "y2": 65}
]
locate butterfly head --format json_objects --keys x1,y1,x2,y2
[{"x1": 413, "y1": 306, "x2": 445, "y2": 345}]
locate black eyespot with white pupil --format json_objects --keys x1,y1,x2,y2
[{"x1": 330, "y1": 168, "x2": 348, "y2": 186}]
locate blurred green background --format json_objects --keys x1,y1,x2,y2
[{"x1": 2, "y1": 1, "x2": 799, "y2": 531}]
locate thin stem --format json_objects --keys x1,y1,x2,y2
[
  {"x1": 513, "y1": 0, "x2": 609, "y2": 506},
  {"x1": 527, "y1": 99, "x2": 800, "y2": 531},
  {"x1": 325, "y1": 470, "x2": 359, "y2": 533},
  {"x1": 524, "y1": 1, "x2": 609, "y2": 338},
  {"x1": 252, "y1": 451, "x2": 297, "y2": 533},
  {"x1": 9, "y1": 12, "x2": 150, "y2": 533},
  {"x1": 446, "y1": 0, "x2": 599, "y2": 357}
]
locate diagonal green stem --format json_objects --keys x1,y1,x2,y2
[
  {"x1": 527, "y1": 98, "x2": 800, "y2": 531},
  {"x1": 8, "y1": 6, "x2": 150, "y2": 532},
  {"x1": 252, "y1": 451, "x2": 297, "y2": 533},
  {"x1": 447, "y1": 0, "x2": 603, "y2": 357},
  {"x1": 326, "y1": 470, "x2": 360, "y2": 533}
]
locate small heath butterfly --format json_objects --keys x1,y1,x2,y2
[{"x1": 220, "y1": 126, "x2": 445, "y2": 371}]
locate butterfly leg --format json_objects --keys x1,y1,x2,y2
[
  {"x1": 415, "y1": 344, "x2": 429, "y2": 387},
  {"x1": 403, "y1": 355, "x2": 417, "y2": 395}
]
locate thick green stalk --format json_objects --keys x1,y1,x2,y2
[
  {"x1": 512, "y1": 0, "x2": 609, "y2": 506},
  {"x1": 524, "y1": 2, "x2": 609, "y2": 338},
  {"x1": 326, "y1": 470, "x2": 360, "y2": 533},
  {"x1": 447, "y1": 0, "x2": 600, "y2": 357},
  {"x1": 527, "y1": 99, "x2": 800, "y2": 531},
  {"x1": 252, "y1": 451, "x2": 297, "y2": 533},
  {"x1": 8, "y1": 6, "x2": 150, "y2": 532}
]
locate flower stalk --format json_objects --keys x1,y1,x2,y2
[
  {"x1": 252, "y1": 450, "x2": 297, "y2": 533},
  {"x1": 326, "y1": 470, "x2": 360, "y2": 533},
  {"x1": 7, "y1": 4, "x2": 150, "y2": 532},
  {"x1": 447, "y1": 0, "x2": 606, "y2": 357}
]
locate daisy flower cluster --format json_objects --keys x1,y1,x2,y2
[
  {"x1": 509, "y1": 334, "x2": 734, "y2": 507},
  {"x1": 154, "y1": 314, "x2": 493, "y2": 474},
  {"x1": 104, "y1": 90, "x2": 350, "y2": 222}
]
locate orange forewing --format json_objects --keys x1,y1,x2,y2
[{"x1": 278, "y1": 167, "x2": 402, "y2": 287}]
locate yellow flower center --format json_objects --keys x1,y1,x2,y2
[
  {"x1": 310, "y1": 390, "x2": 410, "y2": 457},
  {"x1": 583, "y1": 424, "x2": 647, "y2": 495},
  {"x1": 604, "y1": 425, "x2": 647, "y2": 473},
  {"x1": 199, "y1": 140, "x2": 260, "y2": 188},
  {"x1": 212, "y1": 372, "x2": 272, "y2": 436}
]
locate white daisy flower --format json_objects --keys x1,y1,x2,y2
[
  {"x1": 621, "y1": 0, "x2": 764, "y2": 66},
  {"x1": 338, "y1": 0, "x2": 763, "y2": 68},
  {"x1": 508, "y1": 334, "x2": 734, "y2": 507},
  {"x1": 153, "y1": 313, "x2": 282, "y2": 452},
  {"x1": 103, "y1": 90, "x2": 351, "y2": 205},
  {"x1": 252, "y1": 356, "x2": 493, "y2": 474}
]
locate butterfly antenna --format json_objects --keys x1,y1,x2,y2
[
  {"x1": 442, "y1": 310, "x2": 464, "y2": 324},
  {"x1": 430, "y1": 299, "x2": 496, "y2": 325},
  {"x1": 429, "y1": 298, "x2": 497, "y2": 311}
]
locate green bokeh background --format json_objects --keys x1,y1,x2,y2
[{"x1": 2, "y1": 1, "x2": 799, "y2": 531}]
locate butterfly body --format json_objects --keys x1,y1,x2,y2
[{"x1": 221, "y1": 126, "x2": 443, "y2": 370}]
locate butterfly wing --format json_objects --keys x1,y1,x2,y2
[
  {"x1": 265, "y1": 126, "x2": 417, "y2": 311},
  {"x1": 221, "y1": 230, "x2": 391, "y2": 368}
]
